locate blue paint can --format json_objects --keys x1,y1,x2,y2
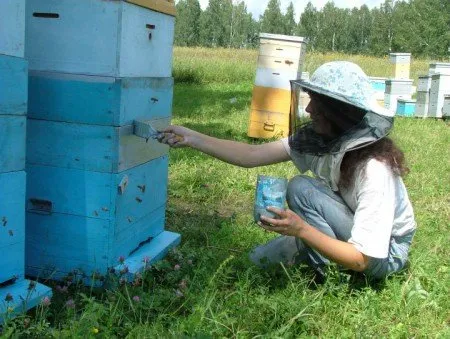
[{"x1": 254, "y1": 175, "x2": 288, "y2": 222}]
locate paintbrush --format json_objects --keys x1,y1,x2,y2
[
  {"x1": 133, "y1": 119, "x2": 164, "y2": 142},
  {"x1": 133, "y1": 119, "x2": 184, "y2": 144}
]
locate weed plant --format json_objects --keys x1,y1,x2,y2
[{"x1": 1, "y1": 47, "x2": 448, "y2": 338}]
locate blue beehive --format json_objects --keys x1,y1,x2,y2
[
  {"x1": 0, "y1": 15, "x2": 52, "y2": 322},
  {"x1": 24, "y1": 0, "x2": 180, "y2": 285},
  {"x1": 396, "y1": 98, "x2": 416, "y2": 117}
]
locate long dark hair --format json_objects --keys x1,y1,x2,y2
[{"x1": 339, "y1": 137, "x2": 409, "y2": 189}]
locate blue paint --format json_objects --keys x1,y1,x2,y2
[
  {"x1": 26, "y1": 157, "x2": 168, "y2": 224},
  {"x1": 26, "y1": 119, "x2": 169, "y2": 172},
  {"x1": 0, "y1": 279, "x2": 52, "y2": 324},
  {"x1": 0, "y1": 116, "x2": 26, "y2": 173},
  {"x1": 0, "y1": 55, "x2": 27, "y2": 115},
  {"x1": 26, "y1": 0, "x2": 175, "y2": 77},
  {"x1": 0, "y1": 242, "x2": 24, "y2": 285},
  {"x1": 254, "y1": 175, "x2": 287, "y2": 222},
  {"x1": 0, "y1": 171, "x2": 26, "y2": 284},
  {"x1": 396, "y1": 100, "x2": 416, "y2": 117},
  {"x1": 0, "y1": 0, "x2": 26, "y2": 58},
  {"x1": 26, "y1": 204, "x2": 167, "y2": 280},
  {"x1": 28, "y1": 73, "x2": 173, "y2": 126}
]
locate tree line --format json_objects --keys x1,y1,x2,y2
[{"x1": 174, "y1": 0, "x2": 450, "y2": 58}]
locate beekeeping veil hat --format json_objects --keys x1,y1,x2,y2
[{"x1": 289, "y1": 61, "x2": 394, "y2": 155}]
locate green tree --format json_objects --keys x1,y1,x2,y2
[
  {"x1": 284, "y1": 2, "x2": 297, "y2": 35},
  {"x1": 199, "y1": 0, "x2": 230, "y2": 47},
  {"x1": 369, "y1": 0, "x2": 395, "y2": 55},
  {"x1": 174, "y1": 0, "x2": 201, "y2": 46},
  {"x1": 298, "y1": 2, "x2": 321, "y2": 51},
  {"x1": 260, "y1": 0, "x2": 284, "y2": 34}
]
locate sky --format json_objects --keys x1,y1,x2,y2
[{"x1": 197, "y1": 0, "x2": 386, "y2": 19}]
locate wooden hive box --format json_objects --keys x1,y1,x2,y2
[
  {"x1": 396, "y1": 99, "x2": 416, "y2": 117},
  {"x1": 0, "y1": 28, "x2": 52, "y2": 319},
  {"x1": 389, "y1": 53, "x2": 411, "y2": 79},
  {"x1": 248, "y1": 34, "x2": 307, "y2": 139},
  {"x1": 25, "y1": 0, "x2": 175, "y2": 77},
  {"x1": 428, "y1": 62, "x2": 450, "y2": 76},
  {"x1": 25, "y1": 156, "x2": 180, "y2": 282},
  {"x1": 428, "y1": 74, "x2": 450, "y2": 118},
  {"x1": 0, "y1": 0, "x2": 25, "y2": 58}
]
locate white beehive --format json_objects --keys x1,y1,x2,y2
[
  {"x1": 417, "y1": 75, "x2": 432, "y2": 92},
  {"x1": 389, "y1": 53, "x2": 411, "y2": 79},
  {"x1": 428, "y1": 74, "x2": 450, "y2": 118},
  {"x1": 429, "y1": 62, "x2": 450, "y2": 76},
  {"x1": 443, "y1": 95, "x2": 450, "y2": 118},
  {"x1": 385, "y1": 79, "x2": 414, "y2": 95}
]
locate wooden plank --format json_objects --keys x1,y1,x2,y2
[
  {"x1": 115, "y1": 230, "x2": 180, "y2": 282},
  {"x1": 0, "y1": 116, "x2": 26, "y2": 172},
  {"x1": 28, "y1": 72, "x2": 173, "y2": 126},
  {"x1": 0, "y1": 0, "x2": 25, "y2": 57},
  {"x1": 26, "y1": 118, "x2": 170, "y2": 172},
  {"x1": 250, "y1": 86, "x2": 292, "y2": 113},
  {"x1": 0, "y1": 279, "x2": 52, "y2": 324},
  {"x1": 0, "y1": 55, "x2": 27, "y2": 115},
  {"x1": 26, "y1": 0, "x2": 174, "y2": 77},
  {"x1": 126, "y1": 0, "x2": 176, "y2": 16}
]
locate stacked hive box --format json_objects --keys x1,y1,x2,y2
[
  {"x1": 0, "y1": 0, "x2": 51, "y2": 322},
  {"x1": 415, "y1": 63, "x2": 450, "y2": 118},
  {"x1": 248, "y1": 33, "x2": 307, "y2": 138},
  {"x1": 396, "y1": 98, "x2": 416, "y2": 117},
  {"x1": 385, "y1": 53, "x2": 414, "y2": 114},
  {"x1": 415, "y1": 75, "x2": 432, "y2": 118},
  {"x1": 24, "y1": 0, "x2": 180, "y2": 284},
  {"x1": 369, "y1": 76, "x2": 388, "y2": 107},
  {"x1": 428, "y1": 73, "x2": 450, "y2": 118}
]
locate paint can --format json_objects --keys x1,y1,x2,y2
[{"x1": 254, "y1": 175, "x2": 287, "y2": 222}]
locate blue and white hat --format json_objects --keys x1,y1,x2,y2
[
  {"x1": 289, "y1": 61, "x2": 394, "y2": 155},
  {"x1": 295, "y1": 61, "x2": 393, "y2": 117}
]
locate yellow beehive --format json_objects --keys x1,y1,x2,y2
[
  {"x1": 248, "y1": 33, "x2": 307, "y2": 139},
  {"x1": 247, "y1": 109, "x2": 289, "y2": 139},
  {"x1": 250, "y1": 86, "x2": 292, "y2": 114}
]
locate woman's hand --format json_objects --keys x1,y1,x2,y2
[
  {"x1": 258, "y1": 207, "x2": 308, "y2": 237},
  {"x1": 159, "y1": 125, "x2": 197, "y2": 148}
]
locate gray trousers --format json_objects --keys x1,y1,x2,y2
[{"x1": 249, "y1": 175, "x2": 414, "y2": 279}]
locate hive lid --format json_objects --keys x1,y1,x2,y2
[
  {"x1": 259, "y1": 33, "x2": 306, "y2": 43},
  {"x1": 126, "y1": 0, "x2": 176, "y2": 16}
]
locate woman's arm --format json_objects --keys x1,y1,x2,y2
[
  {"x1": 160, "y1": 125, "x2": 291, "y2": 168},
  {"x1": 260, "y1": 208, "x2": 370, "y2": 272}
]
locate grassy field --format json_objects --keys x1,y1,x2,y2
[{"x1": 2, "y1": 47, "x2": 449, "y2": 338}]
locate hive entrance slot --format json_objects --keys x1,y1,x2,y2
[
  {"x1": 129, "y1": 236, "x2": 153, "y2": 256},
  {"x1": 33, "y1": 13, "x2": 59, "y2": 18}
]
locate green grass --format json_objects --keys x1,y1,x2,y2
[{"x1": 2, "y1": 48, "x2": 449, "y2": 338}]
